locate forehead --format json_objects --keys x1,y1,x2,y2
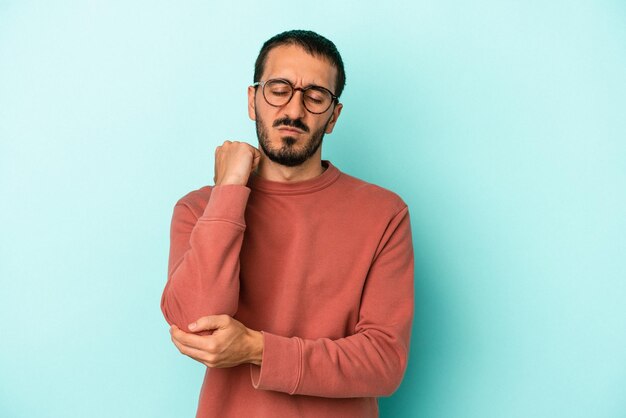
[{"x1": 262, "y1": 44, "x2": 338, "y2": 92}]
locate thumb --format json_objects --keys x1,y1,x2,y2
[
  {"x1": 188, "y1": 314, "x2": 230, "y2": 332},
  {"x1": 251, "y1": 147, "x2": 261, "y2": 172}
]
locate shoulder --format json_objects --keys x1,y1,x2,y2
[
  {"x1": 335, "y1": 171, "x2": 408, "y2": 216},
  {"x1": 174, "y1": 185, "x2": 214, "y2": 218}
]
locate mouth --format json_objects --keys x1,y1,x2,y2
[{"x1": 277, "y1": 127, "x2": 305, "y2": 135}]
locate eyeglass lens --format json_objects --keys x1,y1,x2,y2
[{"x1": 263, "y1": 79, "x2": 333, "y2": 114}]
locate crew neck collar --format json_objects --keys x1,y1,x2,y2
[{"x1": 248, "y1": 160, "x2": 341, "y2": 195}]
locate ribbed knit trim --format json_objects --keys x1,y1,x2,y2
[
  {"x1": 250, "y1": 332, "x2": 302, "y2": 394},
  {"x1": 199, "y1": 184, "x2": 250, "y2": 226},
  {"x1": 247, "y1": 160, "x2": 341, "y2": 195}
]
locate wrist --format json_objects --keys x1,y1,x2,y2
[
  {"x1": 216, "y1": 174, "x2": 248, "y2": 186},
  {"x1": 247, "y1": 330, "x2": 264, "y2": 366}
]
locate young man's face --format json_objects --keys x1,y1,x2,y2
[{"x1": 248, "y1": 44, "x2": 343, "y2": 167}]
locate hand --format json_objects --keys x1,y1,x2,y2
[
  {"x1": 170, "y1": 315, "x2": 263, "y2": 368},
  {"x1": 213, "y1": 141, "x2": 261, "y2": 186}
]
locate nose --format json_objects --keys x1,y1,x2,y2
[{"x1": 281, "y1": 89, "x2": 307, "y2": 120}]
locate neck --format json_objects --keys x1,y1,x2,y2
[{"x1": 255, "y1": 152, "x2": 325, "y2": 183}]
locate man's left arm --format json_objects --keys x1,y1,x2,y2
[
  {"x1": 252, "y1": 206, "x2": 414, "y2": 397},
  {"x1": 171, "y1": 206, "x2": 414, "y2": 398}
]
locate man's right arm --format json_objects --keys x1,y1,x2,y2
[{"x1": 160, "y1": 141, "x2": 260, "y2": 333}]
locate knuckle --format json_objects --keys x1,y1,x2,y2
[
  {"x1": 205, "y1": 341, "x2": 217, "y2": 353},
  {"x1": 172, "y1": 342, "x2": 184, "y2": 354},
  {"x1": 206, "y1": 354, "x2": 217, "y2": 366}
]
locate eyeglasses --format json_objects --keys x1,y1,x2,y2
[{"x1": 253, "y1": 78, "x2": 338, "y2": 114}]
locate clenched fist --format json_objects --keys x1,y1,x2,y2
[{"x1": 214, "y1": 141, "x2": 261, "y2": 186}]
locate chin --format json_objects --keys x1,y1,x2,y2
[{"x1": 280, "y1": 136, "x2": 298, "y2": 147}]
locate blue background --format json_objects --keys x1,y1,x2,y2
[{"x1": 1, "y1": 1, "x2": 625, "y2": 417}]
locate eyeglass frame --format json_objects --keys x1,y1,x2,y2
[{"x1": 252, "y1": 78, "x2": 339, "y2": 114}]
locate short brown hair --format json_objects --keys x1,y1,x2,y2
[{"x1": 253, "y1": 30, "x2": 346, "y2": 98}]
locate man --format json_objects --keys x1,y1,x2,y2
[{"x1": 161, "y1": 30, "x2": 414, "y2": 418}]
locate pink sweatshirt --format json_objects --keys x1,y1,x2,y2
[{"x1": 161, "y1": 161, "x2": 414, "y2": 418}]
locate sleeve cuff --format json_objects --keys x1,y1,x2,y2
[
  {"x1": 200, "y1": 184, "x2": 251, "y2": 226},
  {"x1": 250, "y1": 332, "x2": 302, "y2": 394}
]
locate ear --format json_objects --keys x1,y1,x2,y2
[
  {"x1": 324, "y1": 102, "x2": 343, "y2": 134},
  {"x1": 248, "y1": 85, "x2": 257, "y2": 121}
]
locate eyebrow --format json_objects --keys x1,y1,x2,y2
[{"x1": 272, "y1": 77, "x2": 331, "y2": 91}]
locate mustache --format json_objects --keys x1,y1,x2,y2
[{"x1": 272, "y1": 117, "x2": 310, "y2": 133}]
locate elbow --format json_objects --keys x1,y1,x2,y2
[
  {"x1": 377, "y1": 346, "x2": 409, "y2": 396},
  {"x1": 379, "y1": 371, "x2": 404, "y2": 397},
  {"x1": 160, "y1": 281, "x2": 239, "y2": 332},
  {"x1": 160, "y1": 283, "x2": 197, "y2": 331},
  {"x1": 160, "y1": 285, "x2": 182, "y2": 328}
]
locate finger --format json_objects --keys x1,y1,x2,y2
[
  {"x1": 171, "y1": 326, "x2": 211, "y2": 350},
  {"x1": 188, "y1": 314, "x2": 229, "y2": 332},
  {"x1": 171, "y1": 335, "x2": 215, "y2": 366},
  {"x1": 251, "y1": 148, "x2": 261, "y2": 171}
]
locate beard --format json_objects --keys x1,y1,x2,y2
[{"x1": 255, "y1": 112, "x2": 330, "y2": 167}]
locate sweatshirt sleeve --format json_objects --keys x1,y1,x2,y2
[
  {"x1": 161, "y1": 184, "x2": 251, "y2": 332},
  {"x1": 250, "y1": 206, "x2": 414, "y2": 397}
]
